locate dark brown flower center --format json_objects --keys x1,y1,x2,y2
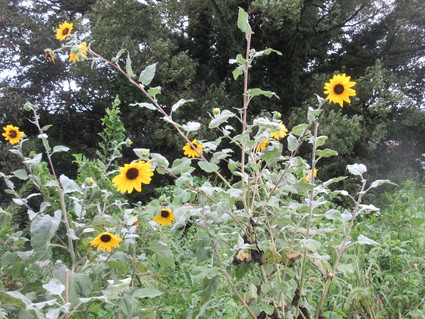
[
  {"x1": 333, "y1": 84, "x2": 344, "y2": 95},
  {"x1": 9, "y1": 130, "x2": 17, "y2": 138},
  {"x1": 126, "y1": 167, "x2": 139, "y2": 180},
  {"x1": 161, "y1": 210, "x2": 170, "y2": 218},
  {"x1": 62, "y1": 28, "x2": 69, "y2": 35},
  {"x1": 100, "y1": 234, "x2": 111, "y2": 242}
]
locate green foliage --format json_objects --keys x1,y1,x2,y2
[{"x1": 0, "y1": 5, "x2": 424, "y2": 319}]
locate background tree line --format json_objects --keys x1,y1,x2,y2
[{"x1": 1, "y1": 0, "x2": 424, "y2": 202}]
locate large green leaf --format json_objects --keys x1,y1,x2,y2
[
  {"x1": 148, "y1": 240, "x2": 175, "y2": 269},
  {"x1": 139, "y1": 63, "x2": 157, "y2": 85},
  {"x1": 30, "y1": 210, "x2": 61, "y2": 259}
]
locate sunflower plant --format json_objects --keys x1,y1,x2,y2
[{"x1": 0, "y1": 10, "x2": 398, "y2": 319}]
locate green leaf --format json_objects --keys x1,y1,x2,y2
[
  {"x1": 100, "y1": 277, "x2": 131, "y2": 300},
  {"x1": 59, "y1": 174, "x2": 81, "y2": 193},
  {"x1": 347, "y1": 163, "x2": 367, "y2": 176},
  {"x1": 30, "y1": 210, "x2": 61, "y2": 259},
  {"x1": 315, "y1": 136, "x2": 328, "y2": 147},
  {"x1": 302, "y1": 238, "x2": 321, "y2": 252},
  {"x1": 357, "y1": 234, "x2": 379, "y2": 245},
  {"x1": 13, "y1": 169, "x2": 28, "y2": 181},
  {"x1": 130, "y1": 102, "x2": 156, "y2": 110},
  {"x1": 119, "y1": 296, "x2": 140, "y2": 317},
  {"x1": 307, "y1": 107, "x2": 322, "y2": 122},
  {"x1": 0, "y1": 291, "x2": 26, "y2": 309},
  {"x1": 151, "y1": 153, "x2": 169, "y2": 169},
  {"x1": 133, "y1": 148, "x2": 150, "y2": 159},
  {"x1": 247, "y1": 88, "x2": 279, "y2": 99},
  {"x1": 182, "y1": 121, "x2": 201, "y2": 132},
  {"x1": 252, "y1": 48, "x2": 282, "y2": 57},
  {"x1": 368, "y1": 179, "x2": 397, "y2": 189},
  {"x1": 287, "y1": 134, "x2": 298, "y2": 152},
  {"x1": 171, "y1": 98, "x2": 194, "y2": 112},
  {"x1": 171, "y1": 158, "x2": 192, "y2": 175},
  {"x1": 52, "y1": 145, "x2": 70, "y2": 154},
  {"x1": 291, "y1": 123, "x2": 308, "y2": 136},
  {"x1": 139, "y1": 63, "x2": 157, "y2": 86},
  {"x1": 125, "y1": 53, "x2": 135, "y2": 78},
  {"x1": 232, "y1": 66, "x2": 244, "y2": 80},
  {"x1": 229, "y1": 54, "x2": 247, "y2": 65},
  {"x1": 316, "y1": 149, "x2": 338, "y2": 158},
  {"x1": 198, "y1": 161, "x2": 219, "y2": 173},
  {"x1": 43, "y1": 278, "x2": 65, "y2": 296},
  {"x1": 44, "y1": 180, "x2": 59, "y2": 187},
  {"x1": 237, "y1": 7, "x2": 252, "y2": 34},
  {"x1": 23, "y1": 153, "x2": 42, "y2": 167},
  {"x1": 148, "y1": 86, "x2": 161, "y2": 98},
  {"x1": 209, "y1": 110, "x2": 236, "y2": 128},
  {"x1": 111, "y1": 49, "x2": 126, "y2": 63},
  {"x1": 132, "y1": 288, "x2": 163, "y2": 299},
  {"x1": 148, "y1": 240, "x2": 175, "y2": 269}
]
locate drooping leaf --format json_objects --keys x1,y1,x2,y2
[
  {"x1": 30, "y1": 210, "x2": 61, "y2": 259},
  {"x1": 59, "y1": 175, "x2": 81, "y2": 193},
  {"x1": 347, "y1": 163, "x2": 367, "y2": 176},
  {"x1": 148, "y1": 240, "x2": 175, "y2": 269},
  {"x1": 130, "y1": 102, "x2": 156, "y2": 110},
  {"x1": 287, "y1": 134, "x2": 298, "y2": 152},
  {"x1": 209, "y1": 110, "x2": 236, "y2": 128},
  {"x1": 357, "y1": 234, "x2": 379, "y2": 246},
  {"x1": 247, "y1": 88, "x2": 279, "y2": 99}
]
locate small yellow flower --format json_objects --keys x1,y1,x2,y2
[
  {"x1": 270, "y1": 122, "x2": 288, "y2": 140},
  {"x1": 87, "y1": 178, "x2": 94, "y2": 186},
  {"x1": 324, "y1": 73, "x2": 356, "y2": 108},
  {"x1": 112, "y1": 161, "x2": 154, "y2": 194},
  {"x1": 153, "y1": 208, "x2": 175, "y2": 226},
  {"x1": 256, "y1": 137, "x2": 268, "y2": 152},
  {"x1": 69, "y1": 42, "x2": 89, "y2": 63},
  {"x1": 213, "y1": 108, "x2": 221, "y2": 115},
  {"x1": 55, "y1": 21, "x2": 73, "y2": 41},
  {"x1": 183, "y1": 139, "x2": 203, "y2": 158},
  {"x1": 90, "y1": 232, "x2": 122, "y2": 252},
  {"x1": 2, "y1": 125, "x2": 24, "y2": 145},
  {"x1": 303, "y1": 168, "x2": 318, "y2": 183}
]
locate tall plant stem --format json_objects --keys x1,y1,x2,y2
[
  {"x1": 315, "y1": 179, "x2": 367, "y2": 318},
  {"x1": 31, "y1": 108, "x2": 77, "y2": 270},
  {"x1": 296, "y1": 121, "x2": 319, "y2": 317},
  {"x1": 240, "y1": 33, "x2": 252, "y2": 215},
  {"x1": 89, "y1": 51, "x2": 232, "y2": 190},
  {"x1": 200, "y1": 212, "x2": 257, "y2": 319}
]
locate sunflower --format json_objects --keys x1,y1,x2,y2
[
  {"x1": 303, "y1": 168, "x2": 318, "y2": 183},
  {"x1": 69, "y1": 42, "x2": 89, "y2": 63},
  {"x1": 324, "y1": 73, "x2": 356, "y2": 107},
  {"x1": 90, "y1": 232, "x2": 122, "y2": 252},
  {"x1": 256, "y1": 137, "x2": 268, "y2": 152},
  {"x1": 183, "y1": 139, "x2": 203, "y2": 158},
  {"x1": 55, "y1": 21, "x2": 73, "y2": 41},
  {"x1": 153, "y1": 208, "x2": 175, "y2": 226},
  {"x1": 2, "y1": 125, "x2": 24, "y2": 145},
  {"x1": 112, "y1": 161, "x2": 154, "y2": 194},
  {"x1": 270, "y1": 122, "x2": 288, "y2": 140}
]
